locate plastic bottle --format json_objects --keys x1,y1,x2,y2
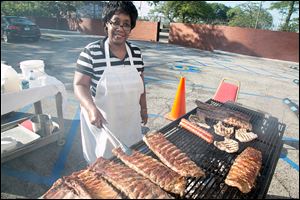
[
  {"x1": 29, "y1": 70, "x2": 36, "y2": 80},
  {"x1": 21, "y1": 80, "x2": 29, "y2": 89}
]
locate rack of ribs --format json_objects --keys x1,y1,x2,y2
[
  {"x1": 225, "y1": 147, "x2": 262, "y2": 193},
  {"x1": 42, "y1": 176, "x2": 92, "y2": 199},
  {"x1": 90, "y1": 157, "x2": 173, "y2": 199},
  {"x1": 143, "y1": 132, "x2": 205, "y2": 178},
  {"x1": 112, "y1": 147, "x2": 186, "y2": 196},
  {"x1": 71, "y1": 169, "x2": 123, "y2": 199}
]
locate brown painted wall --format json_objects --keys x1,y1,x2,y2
[
  {"x1": 33, "y1": 17, "x2": 159, "y2": 42},
  {"x1": 129, "y1": 21, "x2": 159, "y2": 42},
  {"x1": 33, "y1": 17, "x2": 69, "y2": 30},
  {"x1": 77, "y1": 19, "x2": 159, "y2": 42},
  {"x1": 77, "y1": 18, "x2": 105, "y2": 35},
  {"x1": 169, "y1": 23, "x2": 299, "y2": 62}
]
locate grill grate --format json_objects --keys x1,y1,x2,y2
[{"x1": 129, "y1": 99, "x2": 285, "y2": 199}]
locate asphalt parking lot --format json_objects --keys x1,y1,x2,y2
[{"x1": 1, "y1": 29, "x2": 299, "y2": 199}]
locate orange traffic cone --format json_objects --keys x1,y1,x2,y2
[{"x1": 165, "y1": 76, "x2": 186, "y2": 121}]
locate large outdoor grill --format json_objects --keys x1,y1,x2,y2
[{"x1": 126, "y1": 99, "x2": 285, "y2": 199}]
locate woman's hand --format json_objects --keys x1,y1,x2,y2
[
  {"x1": 87, "y1": 105, "x2": 106, "y2": 128},
  {"x1": 141, "y1": 108, "x2": 148, "y2": 125}
]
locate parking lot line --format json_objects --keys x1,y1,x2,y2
[
  {"x1": 50, "y1": 105, "x2": 81, "y2": 183},
  {"x1": 1, "y1": 102, "x2": 81, "y2": 188},
  {"x1": 280, "y1": 153, "x2": 299, "y2": 171}
]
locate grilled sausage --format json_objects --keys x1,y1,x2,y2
[{"x1": 180, "y1": 118, "x2": 214, "y2": 143}]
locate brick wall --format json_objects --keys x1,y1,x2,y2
[
  {"x1": 33, "y1": 17, "x2": 69, "y2": 30},
  {"x1": 129, "y1": 21, "x2": 159, "y2": 42},
  {"x1": 169, "y1": 23, "x2": 299, "y2": 62},
  {"x1": 32, "y1": 17, "x2": 299, "y2": 62},
  {"x1": 77, "y1": 19, "x2": 159, "y2": 42},
  {"x1": 76, "y1": 18, "x2": 105, "y2": 35},
  {"x1": 34, "y1": 17, "x2": 159, "y2": 42}
]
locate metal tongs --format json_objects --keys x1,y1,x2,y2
[{"x1": 102, "y1": 124, "x2": 133, "y2": 156}]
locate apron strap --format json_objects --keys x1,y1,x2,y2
[
  {"x1": 104, "y1": 38, "x2": 134, "y2": 68},
  {"x1": 125, "y1": 43, "x2": 134, "y2": 67}
]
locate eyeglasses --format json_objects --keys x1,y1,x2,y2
[{"x1": 109, "y1": 20, "x2": 131, "y2": 31}]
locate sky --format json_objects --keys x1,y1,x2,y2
[{"x1": 133, "y1": 1, "x2": 293, "y2": 29}]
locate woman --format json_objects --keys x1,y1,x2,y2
[{"x1": 74, "y1": 1, "x2": 147, "y2": 164}]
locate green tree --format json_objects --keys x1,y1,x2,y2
[
  {"x1": 37, "y1": 1, "x2": 80, "y2": 18},
  {"x1": 207, "y1": 3, "x2": 230, "y2": 25},
  {"x1": 269, "y1": 1, "x2": 299, "y2": 32},
  {"x1": 148, "y1": 1, "x2": 213, "y2": 24},
  {"x1": 148, "y1": 2, "x2": 176, "y2": 23},
  {"x1": 147, "y1": 1, "x2": 160, "y2": 7},
  {"x1": 227, "y1": 2, "x2": 273, "y2": 30},
  {"x1": 1, "y1": 1, "x2": 49, "y2": 17},
  {"x1": 1, "y1": 1, "x2": 82, "y2": 18},
  {"x1": 287, "y1": 17, "x2": 299, "y2": 32}
]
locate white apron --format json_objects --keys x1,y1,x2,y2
[{"x1": 80, "y1": 38, "x2": 144, "y2": 164}]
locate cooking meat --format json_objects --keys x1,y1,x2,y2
[
  {"x1": 72, "y1": 169, "x2": 123, "y2": 199},
  {"x1": 225, "y1": 147, "x2": 262, "y2": 193},
  {"x1": 195, "y1": 100, "x2": 251, "y2": 122},
  {"x1": 143, "y1": 131, "x2": 205, "y2": 178},
  {"x1": 90, "y1": 157, "x2": 173, "y2": 199},
  {"x1": 180, "y1": 118, "x2": 214, "y2": 143},
  {"x1": 188, "y1": 114, "x2": 210, "y2": 129},
  {"x1": 42, "y1": 176, "x2": 92, "y2": 199},
  {"x1": 213, "y1": 137, "x2": 239, "y2": 153},
  {"x1": 112, "y1": 147, "x2": 186, "y2": 196},
  {"x1": 223, "y1": 117, "x2": 252, "y2": 131},
  {"x1": 235, "y1": 128, "x2": 258, "y2": 142},
  {"x1": 213, "y1": 121, "x2": 234, "y2": 137},
  {"x1": 195, "y1": 100, "x2": 252, "y2": 131}
]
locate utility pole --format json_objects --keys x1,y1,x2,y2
[
  {"x1": 139, "y1": 1, "x2": 142, "y2": 18},
  {"x1": 254, "y1": 1, "x2": 263, "y2": 29}
]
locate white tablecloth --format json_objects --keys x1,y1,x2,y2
[{"x1": 1, "y1": 75, "x2": 67, "y2": 116}]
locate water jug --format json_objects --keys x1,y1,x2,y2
[
  {"x1": 1, "y1": 63, "x2": 21, "y2": 93},
  {"x1": 20, "y1": 60, "x2": 45, "y2": 79}
]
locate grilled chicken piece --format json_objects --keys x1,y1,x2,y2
[
  {"x1": 90, "y1": 157, "x2": 173, "y2": 199},
  {"x1": 213, "y1": 137, "x2": 239, "y2": 153},
  {"x1": 72, "y1": 169, "x2": 123, "y2": 199},
  {"x1": 112, "y1": 147, "x2": 186, "y2": 196},
  {"x1": 143, "y1": 132, "x2": 205, "y2": 178},
  {"x1": 42, "y1": 176, "x2": 92, "y2": 199},
  {"x1": 223, "y1": 117, "x2": 252, "y2": 131},
  {"x1": 213, "y1": 121, "x2": 234, "y2": 137},
  {"x1": 235, "y1": 128, "x2": 258, "y2": 142},
  {"x1": 188, "y1": 114, "x2": 210, "y2": 129},
  {"x1": 225, "y1": 147, "x2": 262, "y2": 193}
]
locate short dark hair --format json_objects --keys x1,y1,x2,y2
[{"x1": 103, "y1": 1, "x2": 138, "y2": 30}]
